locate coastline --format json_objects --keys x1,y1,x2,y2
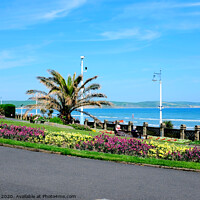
[{"x1": 85, "y1": 106, "x2": 200, "y2": 109}]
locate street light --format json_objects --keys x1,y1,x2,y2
[
  {"x1": 152, "y1": 69, "x2": 163, "y2": 126},
  {"x1": 80, "y1": 56, "x2": 87, "y2": 125},
  {"x1": 20, "y1": 104, "x2": 24, "y2": 120},
  {"x1": 36, "y1": 93, "x2": 38, "y2": 115}
]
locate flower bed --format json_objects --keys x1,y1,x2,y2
[
  {"x1": 75, "y1": 134, "x2": 200, "y2": 162},
  {"x1": 28, "y1": 131, "x2": 93, "y2": 148},
  {"x1": 0, "y1": 123, "x2": 199, "y2": 163},
  {"x1": 76, "y1": 134, "x2": 153, "y2": 157},
  {"x1": 147, "y1": 136, "x2": 190, "y2": 144},
  {"x1": 148, "y1": 140, "x2": 191, "y2": 159},
  {"x1": 0, "y1": 123, "x2": 44, "y2": 141},
  {"x1": 165, "y1": 147, "x2": 200, "y2": 162},
  {"x1": 99, "y1": 130, "x2": 114, "y2": 134}
]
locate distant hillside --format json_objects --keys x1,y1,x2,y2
[
  {"x1": 1, "y1": 101, "x2": 35, "y2": 108},
  {"x1": 2, "y1": 100, "x2": 200, "y2": 108},
  {"x1": 111, "y1": 101, "x2": 200, "y2": 108}
]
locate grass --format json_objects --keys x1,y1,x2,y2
[
  {"x1": 0, "y1": 119, "x2": 100, "y2": 136},
  {"x1": 1, "y1": 118, "x2": 200, "y2": 171},
  {"x1": 190, "y1": 141, "x2": 200, "y2": 145},
  {"x1": 0, "y1": 138, "x2": 200, "y2": 170}
]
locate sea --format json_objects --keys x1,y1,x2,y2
[{"x1": 16, "y1": 108, "x2": 200, "y2": 130}]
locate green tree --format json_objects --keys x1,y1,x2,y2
[
  {"x1": 25, "y1": 69, "x2": 112, "y2": 124},
  {"x1": 163, "y1": 120, "x2": 174, "y2": 129}
]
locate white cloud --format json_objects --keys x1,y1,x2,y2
[
  {"x1": 0, "y1": 0, "x2": 87, "y2": 29},
  {"x1": 124, "y1": 1, "x2": 200, "y2": 11},
  {"x1": 167, "y1": 2, "x2": 200, "y2": 8},
  {"x1": 116, "y1": 1, "x2": 200, "y2": 32},
  {"x1": 38, "y1": 0, "x2": 86, "y2": 20},
  {"x1": 0, "y1": 50, "x2": 34, "y2": 69},
  {"x1": 101, "y1": 29, "x2": 139, "y2": 40},
  {"x1": 101, "y1": 28, "x2": 160, "y2": 41},
  {"x1": 0, "y1": 43, "x2": 45, "y2": 69}
]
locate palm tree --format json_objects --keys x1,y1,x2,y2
[{"x1": 25, "y1": 69, "x2": 112, "y2": 124}]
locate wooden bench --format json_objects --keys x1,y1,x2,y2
[
  {"x1": 114, "y1": 128, "x2": 147, "y2": 139},
  {"x1": 131, "y1": 130, "x2": 147, "y2": 139}
]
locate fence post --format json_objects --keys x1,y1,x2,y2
[
  {"x1": 94, "y1": 120, "x2": 96, "y2": 129},
  {"x1": 128, "y1": 121, "x2": 133, "y2": 132},
  {"x1": 195, "y1": 125, "x2": 200, "y2": 141},
  {"x1": 104, "y1": 120, "x2": 108, "y2": 130},
  {"x1": 84, "y1": 118, "x2": 88, "y2": 126},
  {"x1": 180, "y1": 124, "x2": 186, "y2": 139},
  {"x1": 143, "y1": 122, "x2": 148, "y2": 136},
  {"x1": 160, "y1": 123, "x2": 166, "y2": 137}
]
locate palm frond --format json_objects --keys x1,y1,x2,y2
[
  {"x1": 74, "y1": 74, "x2": 82, "y2": 88},
  {"x1": 84, "y1": 84, "x2": 101, "y2": 93},
  {"x1": 78, "y1": 93, "x2": 107, "y2": 103},
  {"x1": 37, "y1": 76, "x2": 56, "y2": 89},
  {"x1": 26, "y1": 90, "x2": 47, "y2": 95},
  {"x1": 77, "y1": 75, "x2": 98, "y2": 93}
]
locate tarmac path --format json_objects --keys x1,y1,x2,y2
[{"x1": 0, "y1": 146, "x2": 200, "y2": 200}]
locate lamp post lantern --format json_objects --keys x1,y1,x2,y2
[
  {"x1": 80, "y1": 56, "x2": 87, "y2": 125},
  {"x1": 152, "y1": 69, "x2": 163, "y2": 126}
]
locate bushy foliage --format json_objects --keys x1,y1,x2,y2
[
  {"x1": 49, "y1": 117, "x2": 63, "y2": 124},
  {"x1": 163, "y1": 120, "x2": 174, "y2": 129},
  {"x1": 68, "y1": 123, "x2": 92, "y2": 131},
  {"x1": 0, "y1": 104, "x2": 15, "y2": 118}
]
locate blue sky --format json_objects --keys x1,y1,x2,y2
[{"x1": 0, "y1": 0, "x2": 200, "y2": 102}]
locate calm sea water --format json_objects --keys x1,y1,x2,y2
[{"x1": 16, "y1": 108, "x2": 200, "y2": 130}]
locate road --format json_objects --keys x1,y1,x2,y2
[{"x1": 0, "y1": 146, "x2": 200, "y2": 200}]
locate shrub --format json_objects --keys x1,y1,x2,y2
[
  {"x1": 69, "y1": 123, "x2": 92, "y2": 131},
  {"x1": 163, "y1": 120, "x2": 174, "y2": 129},
  {"x1": 49, "y1": 117, "x2": 63, "y2": 124},
  {"x1": 0, "y1": 104, "x2": 15, "y2": 118}
]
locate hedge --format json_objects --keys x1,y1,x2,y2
[{"x1": 0, "y1": 104, "x2": 15, "y2": 118}]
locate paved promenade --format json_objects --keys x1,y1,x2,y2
[{"x1": 0, "y1": 146, "x2": 200, "y2": 200}]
